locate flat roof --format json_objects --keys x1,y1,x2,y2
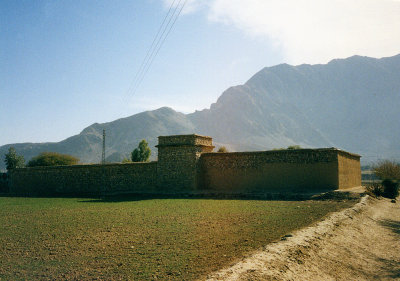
[{"x1": 158, "y1": 134, "x2": 212, "y2": 139}]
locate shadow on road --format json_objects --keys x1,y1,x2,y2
[{"x1": 380, "y1": 218, "x2": 400, "y2": 236}]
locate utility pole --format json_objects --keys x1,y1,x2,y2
[{"x1": 101, "y1": 129, "x2": 106, "y2": 164}]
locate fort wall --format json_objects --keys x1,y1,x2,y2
[
  {"x1": 0, "y1": 173, "x2": 8, "y2": 192},
  {"x1": 7, "y1": 134, "x2": 361, "y2": 196},
  {"x1": 8, "y1": 162, "x2": 157, "y2": 196},
  {"x1": 337, "y1": 151, "x2": 362, "y2": 189},
  {"x1": 156, "y1": 135, "x2": 214, "y2": 193},
  {"x1": 199, "y1": 149, "x2": 340, "y2": 194}
]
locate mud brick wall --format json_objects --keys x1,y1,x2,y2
[
  {"x1": 157, "y1": 134, "x2": 214, "y2": 193},
  {"x1": 0, "y1": 173, "x2": 8, "y2": 192},
  {"x1": 8, "y1": 162, "x2": 157, "y2": 196},
  {"x1": 199, "y1": 149, "x2": 360, "y2": 194},
  {"x1": 337, "y1": 151, "x2": 362, "y2": 189},
  {"x1": 7, "y1": 134, "x2": 361, "y2": 197},
  {"x1": 158, "y1": 134, "x2": 213, "y2": 147}
]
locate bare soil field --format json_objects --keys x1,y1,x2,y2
[
  {"x1": 206, "y1": 196, "x2": 400, "y2": 280},
  {"x1": 0, "y1": 197, "x2": 353, "y2": 280}
]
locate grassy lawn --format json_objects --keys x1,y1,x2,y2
[{"x1": 0, "y1": 197, "x2": 354, "y2": 280}]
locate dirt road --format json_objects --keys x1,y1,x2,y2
[{"x1": 206, "y1": 196, "x2": 400, "y2": 280}]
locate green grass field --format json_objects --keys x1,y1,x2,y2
[{"x1": 0, "y1": 197, "x2": 354, "y2": 280}]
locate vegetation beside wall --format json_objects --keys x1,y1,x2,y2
[
  {"x1": 373, "y1": 160, "x2": 400, "y2": 181},
  {"x1": 27, "y1": 152, "x2": 79, "y2": 167},
  {"x1": 4, "y1": 147, "x2": 25, "y2": 170},
  {"x1": 366, "y1": 160, "x2": 399, "y2": 199},
  {"x1": 131, "y1": 139, "x2": 151, "y2": 162}
]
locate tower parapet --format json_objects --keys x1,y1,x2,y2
[{"x1": 156, "y1": 134, "x2": 214, "y2": 192}]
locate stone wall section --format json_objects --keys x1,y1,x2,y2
[
  {"x1": 9, "y1": 162, "x2": 157, "y2": 196},
  {"x1": 7, "y1": 134, "x2": 361, "y2": 196},
  {"x1": 156, "y1": 134, "x2": 214, "y2": 193},
  {"x1": 337, "y1": 151, "x2": 362, "y2": 189},
  {"x1": 199, "y1": 149, "x2": 343, "y2": 194},
  {"x1": 0, "y1": 173, "x2": 8, "y2": 192}
]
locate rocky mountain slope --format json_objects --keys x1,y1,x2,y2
[
  {"x1": 1, "y1": 54, "x2": 399, "y2": 170},
  {"x1": 190, "y1": 54, "x2": 400, "y2": 159}
]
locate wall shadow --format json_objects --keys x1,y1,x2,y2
[
  {"x1": 78, "y1": 191, "x2": 363, "y2": 203},
  {"x1": 377, "y1": 218, "x2": 400, "y2": 278},
  {"x1": 0, "y1": 191, "x2": 363, "y2": 203},
  {"x1": 380, "y1": 219, "x2": 400, "y2": 236}
]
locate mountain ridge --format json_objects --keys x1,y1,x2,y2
[{"x1": 1, "y1": 54, "x2": 399, "y2": 170}]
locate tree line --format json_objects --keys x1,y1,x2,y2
[
  {"x1": 3, "y1": 139, "x2": 153, "y2": 170},
  {"x1": 4, "y1": 148, "x2": 79, "y2": 170}
]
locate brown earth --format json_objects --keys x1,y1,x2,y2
[{"x1": 205, "y1": 195, "x2": 400, "y2": 281}]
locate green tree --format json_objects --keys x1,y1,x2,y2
[
  {"x1": 372, "y1": 160, "x2": 400, "y2": 199},
  {"x1": 131, "y1": 139, "x2": 151, "y2": 162},
  {"x1": 27, "y1": 152, "x2": 79, "y2": 167},
  {"x1": 272, "y1": 145, "x2": 302, "y2": 151},
  {"x1": 217, "y1": 146, "x2": 228, "y2": 153},
  {"x1": 287, "y1": 145, "x2": 302, "y2": 150},
  {"x1": 4, "y1": 147, "x2": 25, "y2": 170},
  {"x1": 122, "y1": 157, "x2": 132, "y2": 164}
]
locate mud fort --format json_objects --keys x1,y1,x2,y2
[{"x1": 7, "y1": 134, "x2": 361, "y2": 196}]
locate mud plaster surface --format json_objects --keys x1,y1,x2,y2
[{"x1": 205, "y1": 196, "x2": 400, "y2": 281}]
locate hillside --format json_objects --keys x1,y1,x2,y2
[
  {"x1": 190, "y1": 54, "x2": 400, "y2": 159},
  {"x1": 1, "y1": 54, "x2": 399, "y2": 170},
  {"x1": 0, "y1": 107, "x2": 195, "y2": 168}
]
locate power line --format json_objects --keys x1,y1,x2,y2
[
  {"x1": 129, "y1": 0, "x2": 184, "y2": 95},
  {"x1": 124, "y1": 0, "x2": 188, "y2": 102},
  {"x1": 125, "y1": 0, "x2": 178, "y2": 99},
  {"x1": 127, "y1": 0, "x2": 186, "y2": 99},
  {"x1": 130, "y1": 0, "x2": 187, "y2": 97}
]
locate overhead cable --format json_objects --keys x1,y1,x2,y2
[
  {"x1": 125, "y1": 0, "x2": 188, "y2": 102},
  {"x1": 125, "y1": 0, "x2": 178, "y2": 99}
]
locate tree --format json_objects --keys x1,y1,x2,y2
[
  {"x1": 373, "y1": 160, "x2": 400, "y2": 181},
  {"x1": 272, "y1": 145, "x2": 302, "y2": 151},
  {"x1": 4, "y1": 147, "x2": 25, "y2": 170},
  {"x1": 217, "y1": 146, "x2": 228, "y2": 153},
  {"x1": 372, "y1": 160, "x2": 400, "y2": 199},
  {"x1": 27, "y1": 152, "x2": 79, "y2": 167},
  {"x1": 287, "y1": 145, "x2": 302, "y2": 150},
  {"x1": 131, "y1": 139, "x2": 151, "y2": 162},
  {"x1": 122, "y1": 157, "x2": 132, "y2": 163}
]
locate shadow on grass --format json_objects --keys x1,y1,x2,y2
[
  {"x1": 79, "y1": 191, "x2": 363, "y2": 203},
  {"x1": 0, "y1": 191, "x2": 363, "y2": 203}
]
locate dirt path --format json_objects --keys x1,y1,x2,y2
[{"x1": 205, "y1": 196, "x2": 400, "y2": 280}]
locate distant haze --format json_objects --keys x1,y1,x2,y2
[{"x1": 1, "y1": 54, "x2": 399, "y2": 170}]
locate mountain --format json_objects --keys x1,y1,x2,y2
[
  {"x1": 1, "y1": 54, "x2": 399, "y2": 170},
  {"x1": 189, "y1": 54, "x2": 400, "y2": 160},
  {"x1": 0, "y1": 107, "x2": 195, "y2": 169}
]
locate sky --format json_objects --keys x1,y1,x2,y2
[{"x1": 1, "y1": 0, "x2": 400, "y2": 146}]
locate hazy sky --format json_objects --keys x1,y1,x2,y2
[{"x1": 1, "y1": 0, "x2": 399, "y2": 146}]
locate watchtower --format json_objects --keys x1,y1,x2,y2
[{"x1": 156, "y1": 134, "x2": 214, "y2": 193}]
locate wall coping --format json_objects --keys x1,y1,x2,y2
[
  {"x1": 11, "y1": 161, "x2": 157, "y2": 171},
  {"x1": 336, "y1": 149, "x2": 362, "y2": 159},
  {"x1": 158, "y1": 133, "x2": 212, "y2": 139},
  {"x1": 157, "y1": 134, "x2": 214, "y2": 147},
  {"x1": 156, "y1": 144, "x2": 215, "y2": 148},
  {"x1": 201, "y1": 148, "x2": 361, "y2": 158}
]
